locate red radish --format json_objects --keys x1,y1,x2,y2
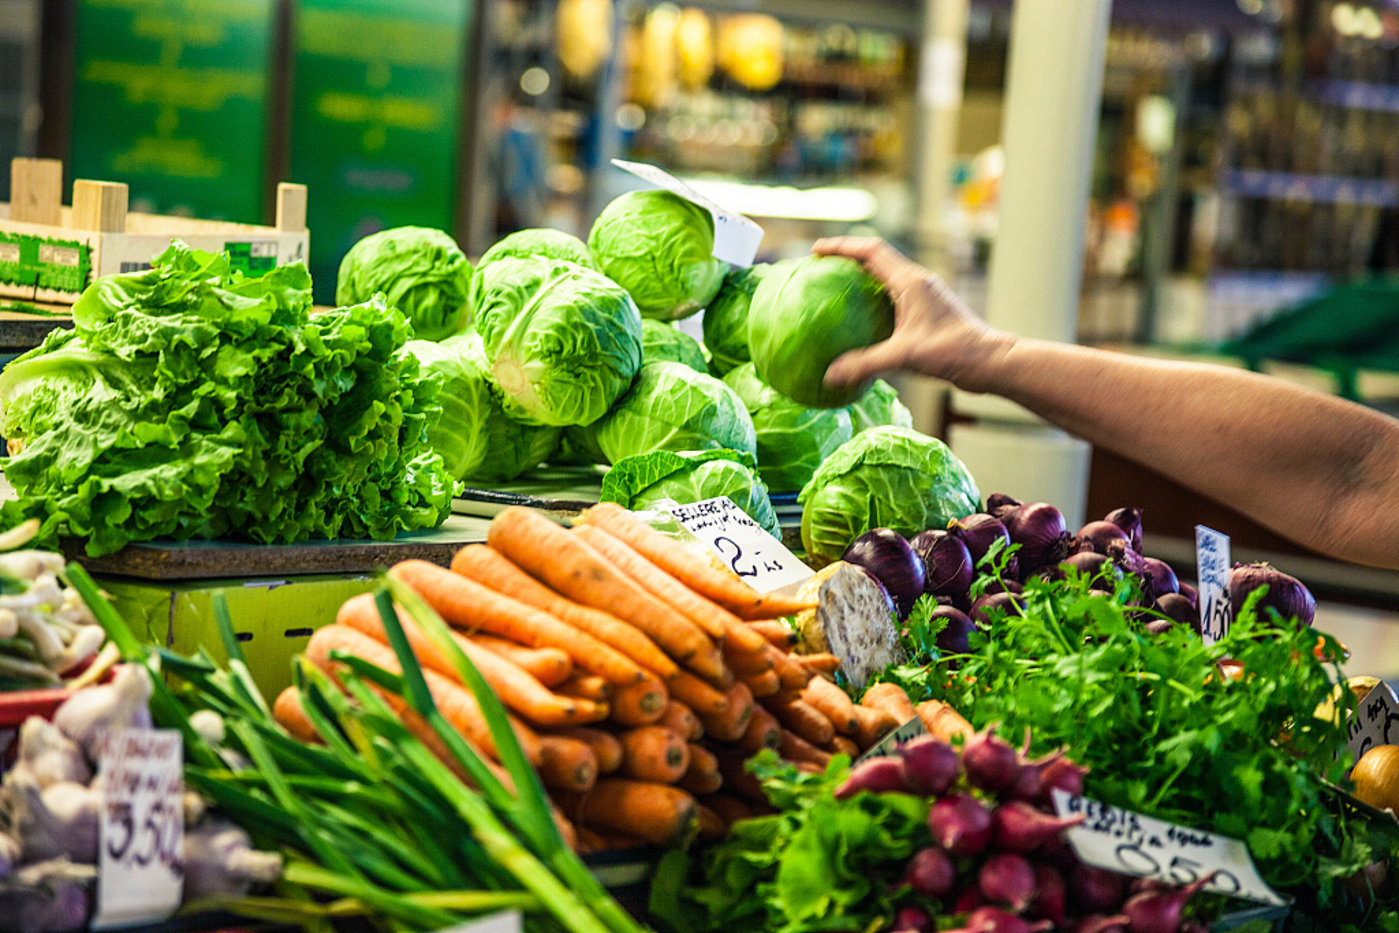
[
  {"x1": 962, "y1": 728, "x2": 1022, "y2": 794},
  {"x1": 991, "y1": 800, "x2": 1086, "y2": 853},
  {"x1": 1070, "y1": 863, "x2": 1127, "y2": 912},
  {"x1": 1007, "y1": 747, "x2": 1067, "y2": 801},
  {"x1": 928, "y1": 794, "x2": 992, "y2": 855},
  {"x1": 1071, "y1": 916, "x2": 1130, "y2": 933},
  {"x1": 1037, "y1": 756, "x2": 1089, "y2": 806},
  {"x1": 1028, "y1": 864, "x2": 1066, "y2": 925},
  {"x1": 904, "y1": 847, "x2": 955, "y2": 898},
  {"x1": 978, "y1": 852, "x2": 1035, "y2": 911},
  {"x1": 1103, "y1": 507, "x2": 1143, "y2": 550},
  {"x1": 957, "y1": 907, "x2": 1052, "y2": 933},
  {"x1": 834, "y1": 757, "x2": 908, "y2": 799},
  {"x1": 895, "y1": 906, "x2": 933, "y2": 933},
  {"x1": 901, "y1": 736, "x2": 960, "y2": 796},
  {"x1": 953, "y1": 885, "x2": 984, "y2": 913},
  {"x1": 1122, "y1": 874, "x2": 1214, "y2": 933}
]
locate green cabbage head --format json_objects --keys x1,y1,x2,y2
[
  {"x1": 848, "y1": 378, "x2": 914, "y2": 434},
  {"x1": 473, "y1": 257, "x2": 643, "y2": 427},
  {"x1": 748, "y1": 254, "x2": 894, "y2": 408},
  {"x1": 601, "y1": 448, "x2": 779, "y2": 536},
  {"x1": 702, "y1": 263, "x2": 767, "y2": 376},
  {"x1": 723, "y1": 362, "x2": 852, "y2": 494},
  {"x1": 336, "y1": 226, "x2": 472, "y2": 341},
  {"x1": 588, "y1": 190, "x2": 727, "y2": 321},
  {"x1": 593, "y1": 360, "x2": 756, "y2": 464},
  {"x1": 799, "y1": 426, "x2": 980, "y2": 566},
  {"x1": 469, "y1": 228, "x2": 597, "y2": 310},
  {"x1": 641, "y1": 319, "x2": 708, "y2": 374},
  {"x1": 406, "y1": 332, "x2": 559, "y2": 483}
]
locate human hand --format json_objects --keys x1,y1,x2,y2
[{"x1": 812, "y1": 237, "x2": 1009, "y2": 391}]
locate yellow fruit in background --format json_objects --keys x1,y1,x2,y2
[
  {"x1": 636, "y1": 4, "x2": 680, "y2": 108},
  {"x1": 1352, "y1": 745, "x2": 1399, "y2": 813},
  {"x1": 676, "y1": 8, "x2": 714, "y2": 90},
  {"x1": 717, "y1": 14, "x2": 783, "y2": 91},
  {"x1": 557, "y1": 0, "x2": 615, "y2": 81}
]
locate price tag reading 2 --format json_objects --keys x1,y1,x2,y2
[
  {"x1": 92, "y1": 728, "x2": 184, "y2": 930},
  {"x1": 1195, "y1": 525, "x2": 1231, "y2": 646},
  {"x1": 1050, "y1": 790, "x2": 1284, "y2": 906},
  {"x1": 665, "y1": 497, "x2": 812, "y2": 594}
]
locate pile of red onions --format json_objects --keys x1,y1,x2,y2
[{"x1": 834, "y1": 729, "x2": 1214, "y2": 933}]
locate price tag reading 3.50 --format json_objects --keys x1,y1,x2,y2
[
  {"x1": 1051, "y1": 790, "x2": 1284, "y2": 906},
  {"x1": 666, "y1": 497, "x2": 812, "y2": 594},
  {"x1": 1195, "y1": 525, "x2": 1231, "y2": 646},
  {"x1": 91, "y1": 728, "x2": 184, "y2": 930}
]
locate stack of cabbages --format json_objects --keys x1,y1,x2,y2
[{"x1": 343, "y1": 191, "x2": 980, "y2": 549}]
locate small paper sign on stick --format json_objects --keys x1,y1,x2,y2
[
  {"x1": 612, "y1": 159, "x2": 764, "y2": 266},
  {"x1": 91, "y1": 728, "x2": 183, "y2": 930},
  {"x1": 1195, "y1": 525, "x2": 1231, "y2": 645},
  {"x1": 664, "y1": 496, "x2": 811, "y2": 594},
  {"x1": 857, "y1": 716, "x2": 928, "y2": 762},
  {"x1": 1347, "y1": 680, "x2": 1399, "y2": 763}
]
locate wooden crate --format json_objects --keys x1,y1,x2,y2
[{"x1": 0, "y1": 158, "x2": 309, "y2": 311}]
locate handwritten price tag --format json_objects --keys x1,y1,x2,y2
[
  {"x1": 1347, "y1": 681, "x2": 1399, "y2": 763},
  {"x1": 612, "y1": 159, "x2": 765, "y2": 266},
  {"x1": 857, "y1": 716, "x2": 928, "y2": 762},
  {"x1": 1051, "y1": 790, "x2": 1284, "y2": 906},
  {"x1": 666, "y1": 497, "x2": 812, "y2": 593},
  {"x1": 436, "y1": 911, "x2": 524, "y2": 933},
  {"x1": 1195, "y1": 525, "x2": 1231, "y2": 645},
  {"x1": 91, "y1": 728, "x2": 183, "y2": 930}
]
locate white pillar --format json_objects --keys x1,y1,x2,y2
[{"x1": 948, "y1": 0, "x2": 1112, "y2": 526}]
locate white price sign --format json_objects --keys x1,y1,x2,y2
[
  {"x1": 436, "y1": 911, "x2": 524, "y2": 933},
  {"x1": 665, "y1": 497, "x2": 812, "y2": 593},
  {"x1": 857, "y1": 716, "x2": 928, "y2": 762},
  {"x1": 1195, "y1": 525, "x2": 1231, "y2": 645},
  {"x1": 91, "y1": 728, "x2": 183, "y2": 930},
  {"x1": 1347, "y1": 681, "x2": 1399, "y2": 763},
  {"x1": 1051, "y1": 790, "x2": 1284, "y2": 906},
  {"x1": 612, "y1": 159, "x2": 765, "y2": 267}
]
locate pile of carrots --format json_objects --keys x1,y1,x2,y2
[{"x1": 274, "y1": 503, "x2": 970, "y2": 850}]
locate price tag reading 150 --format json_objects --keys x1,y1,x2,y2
[
  {"x1": 1050, "y1": 790, "x2": 1284, "y2": 906},
  {"x1": 91, "y1": 728, "x2": 184, "y2": 930},
  {"x1": 665, "y1": 497, "x2": 812, "y2": 594},
  {"x1": 1195, "y1": 525, "x2": 1231, "y2": 646}
]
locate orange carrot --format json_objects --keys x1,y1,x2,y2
[
  {"x1": 336, "y1": 593, "x2": 606, "y2": 728},
  {"x1": 917, "y1": 699, "x2": 975, "y2": 744},
  {"x1": 562, "y1": 779, "x2": 698, "y2": 847},
  {"x1": 726, "y1": 646, "x2": 774, "y2": 677},
  {"x1": 581, "y1": 829, "x2": 649, "y2": 852},
  {"x1": 852, "y1": 704, "x2": 900, "y2": 750},
  {"x1": 779, "y1": 728, "x2": 833, "y2": 768},
  {"x1": 742, "y1": 668, "x2": 781, "y2": 698},
  {"x1": 572, "y1": 524, "x2": 726, "y2": 641},
  {"x1": 559, "y1": 727, "x2": 624, "y2": 774},
  {"x1": 610, "y1": 674, "x2": 668, "y2": 727},
  {"x1": 657, "y1": 700, "x2": 702, "y2": 741},
  {"x1": 469, "y1": 634, "x2": 573, "y2": 686},
  {"x1": 575, "y1": 826, "x2": 607, "y2": 854},
  {"x1": 451, "y1": 545, "x2": 678, "y2": 679},
  {"x1": 829, "y1": 735, "x2": 860, "y2": 758},
  {"x1": 487, "y1": 508, "x2": 720, "y2": 678},
  {"x1": 699, "y1": 681, "x2": 755, "y2": 742},
  {"x1": 800, "y1": 676, "x2": 860, "y2": 735},
  {"x1": 667, "y1": 671, "x2": 730, "y2": 718},
  {"x1": 618, "y1": 726, "x2": 690, "y2": 783},
  {"x1": 273, "y1": 687, "x2": 320, "y2": 744},
  {"x1": 862, "y1": 683, "x2": 919, "y2": 725},
  {"x1": 747, "y1": 620, "x2": 798, "y2": 649},
  {"x1": 681, "y1": 743, "x2": 721, "y2": 796},
  {"x1": 305, "y1": 624, "x2": 542, "y2": 765},
  {"x1": 538, "y1": 734, "x2": 599, "y2": 792},
  {"x1": 578, "y1": 503, "x2": 818, "y2": 619},
  {"x1": 739, "y1": 705, "x2": 782, "y2": 754},
  {"x1": 771, "y1": 645, "x2": 814, "y2": 691},
  {"x1": 701, "y1": 793, "x2": 760, "y2": 825},
  {"x1": 696, "y1": 804, "x2": 726, "y2": 839},
  {"x1": 390, "y1": 559, "x2": 644, "y2": 685},
  {"x1": 768, "y1": 698, "x2": 836, "y2": 747},
  {"x1": 556, "y1": 673, "x2": 612, "y2": 703},
  {"x1": 796, "y1": 653, "x2": 842, "y2": 676}
]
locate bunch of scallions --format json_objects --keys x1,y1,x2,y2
[{"x1": 68, "y1": 564, "x2": 649, "y2": 933}]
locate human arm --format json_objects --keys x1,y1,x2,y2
[{"x1": 815, "y1": 236, "x2": 1399, "y2": 570}]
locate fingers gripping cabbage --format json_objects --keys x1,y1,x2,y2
[
  {"x1": 592, "y1": 361, "x2": 757, "y2": 464},
  {"x1": 722, "y1": 363, "x2": 852, "y2": 494},
  {"x1": 472, "y1": 257, "x2": 644, "y2": 427},
  {"x1": 641, "y1": 319, "x2": 708, "y2": 374},
  {"x1": 748, "y1": 255, "x2": 894, "y2": 408},
  {"x1": 798, "y1": 426, "x2": 980, "y2": 566},
  {"x1": 588, "y1": 190, "x2": 728, "y2": 321},
  {"x1": 601, "y1": 448, "x2": 779, "y2": 536},
  {"x1": 407, "y1": 333, "x2": 560, "y2": 482},
  {"x1": 336, "y1": 226, "x2": 472, "y2": 341}
]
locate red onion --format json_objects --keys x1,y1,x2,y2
[
  {"x1": 931, "y1": 605, "x2": 976, "y2": 656},
  {"x1": 909, "y1": 530, "x2": 974, "y2": 601},
  {"x1": 1073, "y1": 521, "x2": 1130, "y2": 555},
  {"x1": 1006, "y1": 502, "x2": 1070, "y2": 571},
  {"x1": 1057, "y1": 551, "x2": 1121, "y2": 587},
  {"x1": 1152, "y1": 593, "x2": 1199, "y2": 635},
  {"x1": 970, "y1": 591, "x2": 1025, "y2": 627},
  {"x1": 843, "y1": 529, "x2": 925, "y2": 618},
  {"x1": 1140, "y1": 557, "x2": 1179, "y2": 596},
  {"x1": 1103, "y1": 506, "x2": 1143, "y2": 551},
  {"x1": 1177, "y1": 581, "x2": 1198, "y2": 608},
  {"x1": 983, "y1": 578, "x2": 1024, "y2": 596},
  {"x1": 1229, "y1": 562, "x2": 1315, "y2": 629},
  {"x1": 950, "y1": 513, "x2": 1016, "y2": 575},
  {"x1": 986, "y1": 492, "x2": 1022, "y2": 520}
]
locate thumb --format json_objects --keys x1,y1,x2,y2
[{"x1": 825, "y1": 340, "x2": 904, "y2": 388}]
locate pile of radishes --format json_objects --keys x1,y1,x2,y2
[{"x1": 836, "y1": 727, "x2": 1215, "y2": 933}]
